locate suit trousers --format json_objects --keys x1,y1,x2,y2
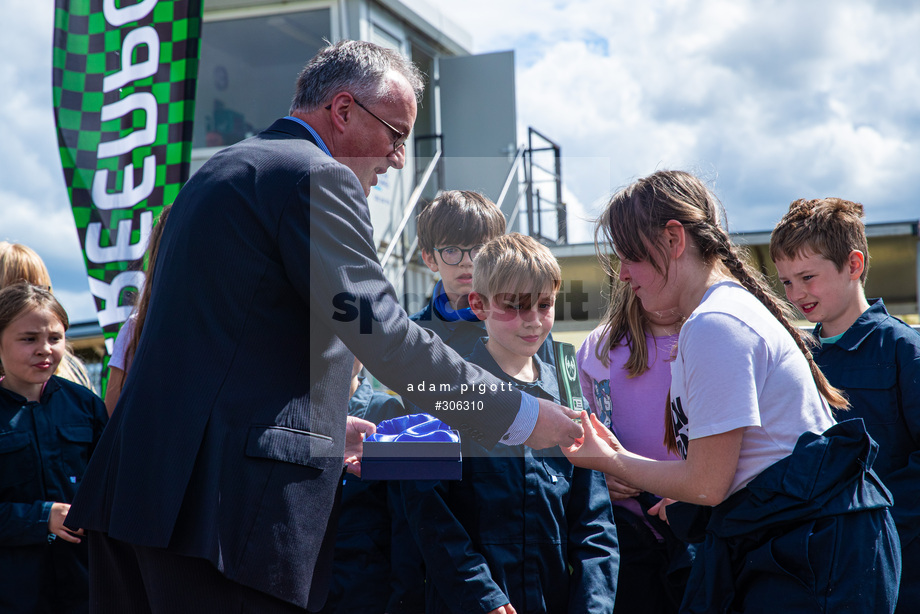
[{"x1": 87, "y1": 531, "x2": 307, "y2": 614}]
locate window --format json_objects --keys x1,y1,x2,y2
[{"x1": 193, "y1": 9, "x2": 332, "y2": 149}]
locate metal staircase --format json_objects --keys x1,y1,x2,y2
[{"x1": 378, "y1": 129, "x2": 567, "y2": 311}]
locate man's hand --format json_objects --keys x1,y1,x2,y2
[
  {"x1": 343, "y1": 416, "x2": 376, "y2": 477},
  {"x1": 523, "y1": 398, "x2": 584, "y2": 449}
]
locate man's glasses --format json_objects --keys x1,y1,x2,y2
[
  {"x1": 434, "y1": 245, "x2": 484, "y2": 266},
  {"x1": 324, "y1": 97, "x2": 408, "y2": 153},
  {"x1": 354, "y1": 99, "x2": 407, "y2": 153}
]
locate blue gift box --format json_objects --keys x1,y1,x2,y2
[{"x1": 361, "y1": 413, "x2": 462, "y2": 481}]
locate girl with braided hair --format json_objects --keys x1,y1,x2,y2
[{"x1": 564, "y1": 170, "x2": 901, "y2": 613}]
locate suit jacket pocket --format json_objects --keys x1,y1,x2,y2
[{"x1": 245, "y1": 425, "x2": 339, "y2": 471}]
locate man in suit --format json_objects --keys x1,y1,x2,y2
[{"x1": 66, "y1": 40, "x2": 582, "y2": 612}]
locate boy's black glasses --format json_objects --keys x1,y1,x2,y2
[{"x1": 434, "y1": 245, "x2": 483, "y2": 265}]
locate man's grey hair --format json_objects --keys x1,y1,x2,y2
[{"x1": 290, "y1": 40, "x2": 425, "y2": 114}]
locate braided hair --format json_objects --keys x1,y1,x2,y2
[
  {"x1": 598, "y1": 171, "x2": 848, "y2": 449},
  {"x1": 707, "y1": 219, "x2": 848, "y2": 409}
]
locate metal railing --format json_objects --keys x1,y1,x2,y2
[
  {"x1": 524, "y1": 127, "x2": 566, "y2": 245},
  {"x1": 496, "y1": 145, "x2": 526, "y2": 213},
  {"x1": 377, "y1": 137, "x2": 447, "y2": 301},
  {"x1": 380, "y1": 148, "x2": 442, "y2": 268},
  {"x1": 379, "y1": 127, "x2": 570, "y2": 301}
]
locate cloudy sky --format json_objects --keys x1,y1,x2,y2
[
  {"x1": 1, "y1": 0, "x2": 918, "y2": 322},
  {"x1": 439, "y1": 0, "x2": 920, "y2": 239}
]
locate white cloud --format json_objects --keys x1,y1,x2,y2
[
  {"x1": 440, "y1": 0, "x2": 920, "y2": 234},
  {"x1": 0, "y1": 0, "x2": 94, "y2": 321}
]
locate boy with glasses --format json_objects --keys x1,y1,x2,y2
[
  {"x1": 413, "y1": 190, "x2": 555, "y2": 362},
  {"x1": 391, "y1": 190, "x2": 511, "y2": 612}
]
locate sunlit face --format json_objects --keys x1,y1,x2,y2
[
  {"x1": 480, "y1": 289, "x2": 556, "y2": 363},
  {"x1": 774, "y1": 249, "x2": 864, "y2": 335},
  {"x1": 616, "y1": 252, "x2": 673, "y2": 315},
  {"x1": 339, "y1": 75, "x2": 417, "y2": 197},
  {"x1": 0, "y1": 307, "x2": 66, "y2": 399}
]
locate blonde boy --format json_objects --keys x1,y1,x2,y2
[
  {"x1": 467, "y1": 233, "x2": 561, "y2": 381},
  {"x1": 401, "y1": 233, "x2": 619, "y2": 613}
]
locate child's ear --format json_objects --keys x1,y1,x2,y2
[
  {"x1": 468, "y1": 292, "x2": 488, "y2": 320},
  {"x1": 847, "y1": 250, "x2": 866, "y2": 280},
  {"x1": 420, "y1": 249, "x2": 440, "y2": 273},
  {"x1": 663, "y1": 220, "x2": 687, "y2": 259}
]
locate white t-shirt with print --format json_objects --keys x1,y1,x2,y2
[{"x1": 669, "y1": 281, "x2": 835, "y2": 495}]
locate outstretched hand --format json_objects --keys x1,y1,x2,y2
[
  {"x1": 524, "y1": 398, "x2": 584, "y2": 449},
  {"x1": 561, "y1": 411, "x2": 623, "y2": 473},
  {"x1": 343, "y1": 416, "x2": 376, "y2": 477}
]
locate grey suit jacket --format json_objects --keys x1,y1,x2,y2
[{"x1": 66, "y1": 119, "x2": 524, "y2": 607}]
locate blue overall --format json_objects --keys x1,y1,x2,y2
[
  {"x1": 680, "y1": 419, "x2": 901, "y2": 614},
  {"x1": 811, "y1": 298, "x2": 920, "y2": 613},
  {"x1": 0, "y1": 376, "x2": 107, "y2": 614},
  {"x1": 403, "y1": 283, "x2": 561, "y2": 612},
  {"x1": 400, "y1": 340, "x2": 619, "y2": 613}
]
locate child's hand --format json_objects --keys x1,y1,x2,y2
[
  {"x1": 562, "y1": 411, "x2": 620, "y2": 473},
  {"x1": 48, "y1": 502, "x2": 83, "y2": 544},
  {"x1": 343, "y1": 415, "x2": 376, "y2": 477},
  {"x1": 648, "y1": 497, "x2": 676, "y2": 524},
  {"x1": 487, "y1": 604, "x2": 517, "y2": 614},
  {"x1": 583, "y1": 411, "x2": 624, "y2": 453},
  {"x1": 605, "y1": 474, "x2": 642, "y2": 501}
]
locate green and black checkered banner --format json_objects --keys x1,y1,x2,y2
[{"x1": 52, "y1": 0, "x2": 201, "y2": 355}]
